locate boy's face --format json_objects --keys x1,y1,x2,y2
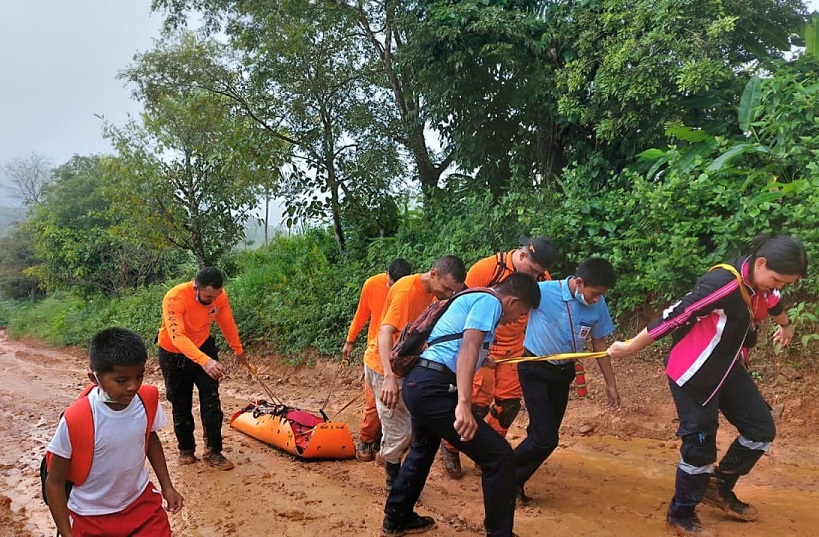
[
  {"x1": 576, "y1": 278, "x2": 608, "y2": 305},
  {"x1": 88, "y1": 364, "x2": 146, "y2": 408}
]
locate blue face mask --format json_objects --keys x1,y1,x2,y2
[{"x1": 574, "y1": 285, "x2": 589, "y2": 306}]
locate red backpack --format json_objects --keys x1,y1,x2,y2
[{"x1": 40, "y1": 383, "x2": 159, "y2": 504}]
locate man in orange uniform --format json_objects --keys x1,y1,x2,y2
[
  {"x1": 440, "y1": 237, "x2": 558, "y2": 478},
  {"x1": 374, "y1": 255, "x2": 467, "y2": 491},
  {"x1": 157, "y1": 267, "x2": 245, "y2": 471},
  {"x1": 343, "y1": 258, "x2": 412, "y2": 462}
]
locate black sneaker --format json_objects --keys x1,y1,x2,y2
[
  {"x1": 177, "y1": 450, "x2": 198, "y2": 465},
  {"x1": 380, "y1": 513, "x2": 436, "y2": 537},
  {"x1": 702, "y1": 479, "x2": 758, "y2": 521}
]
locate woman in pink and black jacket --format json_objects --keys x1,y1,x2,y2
[{"x1": 608, "y1": 234, "x2": 807, "y2": 537}]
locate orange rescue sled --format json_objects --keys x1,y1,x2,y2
[{"x1": 230, "y1": 400, "x2": 355, "y2": 460}]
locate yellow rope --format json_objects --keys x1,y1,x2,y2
[{"x1": 493, "y1": 350, "x2": 609, "y2": 365}]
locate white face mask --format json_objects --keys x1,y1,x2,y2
[
  {"x1": 94, "y1": 372, "x2": 118, "y2": 404},
  {"x1": 574, "y1": 285, "x2": 589, "y2": 306}
]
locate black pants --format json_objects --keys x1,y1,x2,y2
[
  {"x1": 158, "y1": 336, "x2": 224, "y2": 453},
  {"x1": 669, "y1": 361, "x2": 775, "y2": 473},
  {"x1": 385, "y1": 365, "x2": 516, "y2": 537},
  {"x1": 512, "y1": 360, "x2": 576, "y2": 487}
]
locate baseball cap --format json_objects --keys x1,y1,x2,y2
[{"x1": 520, "y1": 236, "x2": 557, "y2": 269}]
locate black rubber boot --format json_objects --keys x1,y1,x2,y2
[
  {"x1": 702, "y1": 470, "x2": 758, "y2": 521},
  {"x1": 702, "y1": 438, "x2": 764, "y2": 521},
  {"x1": 385, "y1": 461, "x2": 401, "y2": 492},
  {"x1": 666, "y1": 511, "x2": 716, "y2": 537},
  {"x1": 666, "y1": 469, "x2": 714, "y2": 537}
]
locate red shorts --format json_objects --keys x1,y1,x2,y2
[{"x1": 70, "y1": 482, "x2": 171, "y2": 537}]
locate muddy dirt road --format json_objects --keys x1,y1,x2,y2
[{"x1": 2, "y1": 330, "x2": 819, "y2": 536}]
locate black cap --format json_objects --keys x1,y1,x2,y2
[{"x1": 520, "y1": 236, "x2": 557, "y2": 269}]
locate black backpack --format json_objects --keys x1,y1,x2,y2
[{"x1": 388, "y1": 287, "x2": 492, "y2": 376}]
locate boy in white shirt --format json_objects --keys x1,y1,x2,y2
[{"x1": 45, "y1": 327, "x2": 183, "y2": 536}]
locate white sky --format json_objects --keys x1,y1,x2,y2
[
  {"x1": 1, "y1": 0, "x2": 818, "y2": 174},
  {"x1": 0, "y1": 0, "x2": 163, "y2": 168}
]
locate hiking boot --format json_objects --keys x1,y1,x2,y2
[
  {"x1": 178, "y1": 450, "x2": 198, "y2": 465},
  {"x1": 380, "y1": 512, "x2": 436, "y2": 537},
  {"x1": 356, "y1": 441, "x2": 376, "y2": 462},
  {"x1": 516, "y1": 486, "x2": 534, "y2": 506},
  {"x1": 439, "y1": 443, "x2": 462, "y2": 479},
  {"x1": 702, "y1": 476, "x2": 758, "y2": 521},
  {"x1": 203, "y1": 451, "x2": 235, "y2": 471},
  {"x1": 666, "y1": 511, "x2": 716, "y2": 537},
  {"x1": 385, "y1": 461, "x2": 401, "y2": 492}
]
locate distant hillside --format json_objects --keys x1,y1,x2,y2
[{"x1": 0, "y1": 205, "x2": 26, "y2": 236}]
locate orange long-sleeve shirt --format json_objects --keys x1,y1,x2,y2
[
  {"x1": 374, "y1": 274, "x2": 435, "y2": 374},
  {"x1": 465, "y1": 251, "x2": 551, "y2": 358},
  {"x1": 346, "y1": 272, "x2": 391, "y2": 372},
  {"x1": 157, "y1": 281, "x2": 243, "y2": 366}
]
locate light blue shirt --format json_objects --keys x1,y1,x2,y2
[
  {"x1": 524, "y1": 278, "x2": 615, "y2": 360},
  {"x1": 420, "y1": 291, "x2": 502, "y2": 373}
]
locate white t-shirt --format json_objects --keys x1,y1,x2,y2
[{"x1": 46, "y1": 386, "x2": 167, "y2": 515}]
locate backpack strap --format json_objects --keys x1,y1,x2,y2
[
  {"x1": 426, "y1": 287, "x2": 496, "y2": 347},
  {"x1": 710, "y1": 263, "x2": 753, "y2": 313},
  {"x1": 487, "y1": 250, "x2": 552, "y2": 285},
  {"x1": 137, "y1": 385, "x2": 160, "y2": 450},
  {"x1": 61, "y1": 395, "x2": 95, "y2": 486},
  {"x1": 486, "y1": 251, "x2": 510, "y2": 288},
  {"x1": 77, "y1": 383, "x2": 95, "y2": 398},
  {"x1": 49, "y1": 384, "x2": 161, "y2": 487}
]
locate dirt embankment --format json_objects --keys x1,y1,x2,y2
[{"x1": 2, "y1": 330, "x2": 819, "y2": 537}]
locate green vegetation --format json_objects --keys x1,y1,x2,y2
[{"x1": 2, "y1": 1, "x2": 818, "y2": 366}]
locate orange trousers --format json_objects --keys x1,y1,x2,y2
[
  {"x1": 443, "y1": 361, "x2": 521, "y2": 453},
  {"x1": 472, "y1": 361, "x2": 522, "y2": 437},
  {"x1": 359, "y1": 379, "x2": 382, "y2": 443}
]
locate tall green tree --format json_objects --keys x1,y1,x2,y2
[
  {"x1": 323, "y1": 0, "x2": 456, "y2": 201},
  {"x1": 142, "y1": 6, "x2": 404, "y2": 251},
  {"x1": 399, "y1": 0, "x2": 557, "y2": 196},
  {"x1": 551, "y1": 0, "x2": 804, "y2": 174},
  {"x1": 400, "y1": 0, "x2": 805, "y2": 192},
  {"x1": 0, "y1": 222, "x2": 42, "y2": 300},
  {"x1": 105, "y1": 86, "x2": 267, "y2": 267},
  {"x1": 26, "y1": 155, "x2": 180, "y2": 296}
]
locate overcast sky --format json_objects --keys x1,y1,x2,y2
[
  {"x1": 0, "y1": 0, "x2": 163, "y2": 168},
  {"x1": 2, "y1": 0, "x2": 818, "y2": 175}
]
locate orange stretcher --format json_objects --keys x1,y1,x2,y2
[{"x1": 230, "y1": 400, "x2": 355, "y2": 460}]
